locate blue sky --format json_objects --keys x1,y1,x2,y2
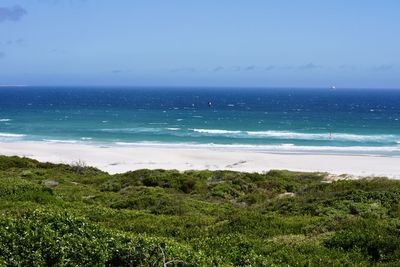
[{"x1": 0, "y1": 0, "x2": 399, "y2": 88}]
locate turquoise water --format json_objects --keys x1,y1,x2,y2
[{"x1": 0, "y1": 87, "x2": 399, "y2": 155}]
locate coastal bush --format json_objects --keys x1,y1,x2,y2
[
  {"x1": 0, "y1": 155, "x2": 399, "y2": 266},
  {"x1": 0, "y1": 156, "x2": 39, "y2": 170},
  {"x1": 325, "y1": 219, "x2": 400, "y2": 263},
  {"x1": 0, "y1": 210, "x2": 211, "y2": 266},
  {"x1": 110, "y1": 187, "x2": 189, "y2": 215},
  {"x1": 0, "y1": 177, "x2": 56, "y2": 204}
]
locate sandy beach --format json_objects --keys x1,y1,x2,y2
[{"x1": 0, "y1": 141, "x2": 399, "y2": 179}]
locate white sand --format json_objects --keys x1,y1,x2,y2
[{"x1": 0, "y1": 141, "x2": 399, "y2": 178}]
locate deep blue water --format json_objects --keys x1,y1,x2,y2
[{"x1": 0, "y1": 87, "x2": 400, "y2": 155}]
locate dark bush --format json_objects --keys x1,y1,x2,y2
[{"x1": 325, "y1": 219, "x2": 400, "y2": 262}]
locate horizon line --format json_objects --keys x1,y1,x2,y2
[{"x1": 1, "y1": 85, "x2": 400, "y2": 90}]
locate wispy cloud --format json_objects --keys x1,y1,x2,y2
[
  {"x1": 297, "y1": 63, "x2": 321, "y2": 70},
  {"x1": 338, "y1": 64, "x2": 357, "y2": 70},
  {"x1": 213, "y1": 66, "x2": 224, "y2": 72},
  {"x1": 230, "y1": 64, "x2": 321, "y2": 72},
  {"x1": 232, "y1": 66, "x2": 242, "y2": 72},
  {"x1": 169, "y1": 63, "x2": 329, "y2": 73},
  {"x1": 50, "y1": 48, "x2": 68, "y2": 54},
  {"x1": 170, "y1": 67, "x2": 197, "y2": 73},
  {"x1": 1, "y1": 38, "x2": 25, "y2": 46},
  {"x1": 111, "y1": 69, "x2": 131, "y2": 74},
  {"x1": 0, "y1": 5, "x2": 27, "y2": 23},
  {"x1": 244, "y1": 65, "x2": 256, "y2": 71},
  {"x1": 372, "y1": 64, "x2": 394, "y2": 72},
  {"x1": 231, "y1": 65, "x2": 258, "y2": 72},
  {"x1": 264, "y1": 65, "x2": 276, "y2": 71},
  {"x1": 37, "y1": 0, "x2": 88, "y2": 6}
]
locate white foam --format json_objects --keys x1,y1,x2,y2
[
  {"x1": 281, "y1": 143, "x2": 295, "y2": 147},
  {"x1": 0, "y1": 119, "x2": 11, "y2": 122},
  {"x1": 246, "y1": 131, "x2": 396, "y2": 142},
  {"x1": 111, "y1": 141, "x2": 400, "y2": 154},
  {"x1": 114, "y1": 142, "x2": 137, "y2": 146},
  {"x1": 188, "y1": 129, "x2": 397, "y2": 143},
  {"x1": 0, "y1": 133, "x2": 25, "y2": 137},
  {"x1": 43, "y1": 139, "x2": 80, "y2": 144},
  {"x1": 166, "y1": 128, "x2": 180, "y2": 131},
  {"x1": 192, "y1": 129, "x2": 242, "y2": 134},
  {"x1": 100, "y1": 127, "x2": 161, "y2": 133}
]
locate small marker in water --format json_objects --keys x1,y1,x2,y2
[{"x1": 208, "y1": 101, "x2": 212, "y2": 107}]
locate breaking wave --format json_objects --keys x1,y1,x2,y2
[
  {"x1": 0, "y1": 133, "x2": 25, "y2": 137},
  {"x1": 192, "y1": 129, "x2": 242, "y2": 134},
  {"x1": 191, "y1": 129, "x2": 398, "y2": 143}
]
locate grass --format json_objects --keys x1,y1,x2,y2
[{"x1": 0, "y1": 155, "x2": 399, "y2": 266}]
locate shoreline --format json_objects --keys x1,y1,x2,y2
[
  {"x1": 2, "y1": 137, "x2": 400, "y2": 156},
  {"x1": 1, "y1": 141, "x2": 400, "y2": 179}
]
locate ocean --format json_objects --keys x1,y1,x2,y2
[{"x1": 0, "y1": 87, "x2": 399, "y2": 156}]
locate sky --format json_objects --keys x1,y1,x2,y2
[{"x1": 0, "y1": 0, "x2": 399, "y2": 88}]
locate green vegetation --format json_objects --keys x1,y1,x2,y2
[{"x1": 0, "y1": 155, "x2": 399, "y2": 266}]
